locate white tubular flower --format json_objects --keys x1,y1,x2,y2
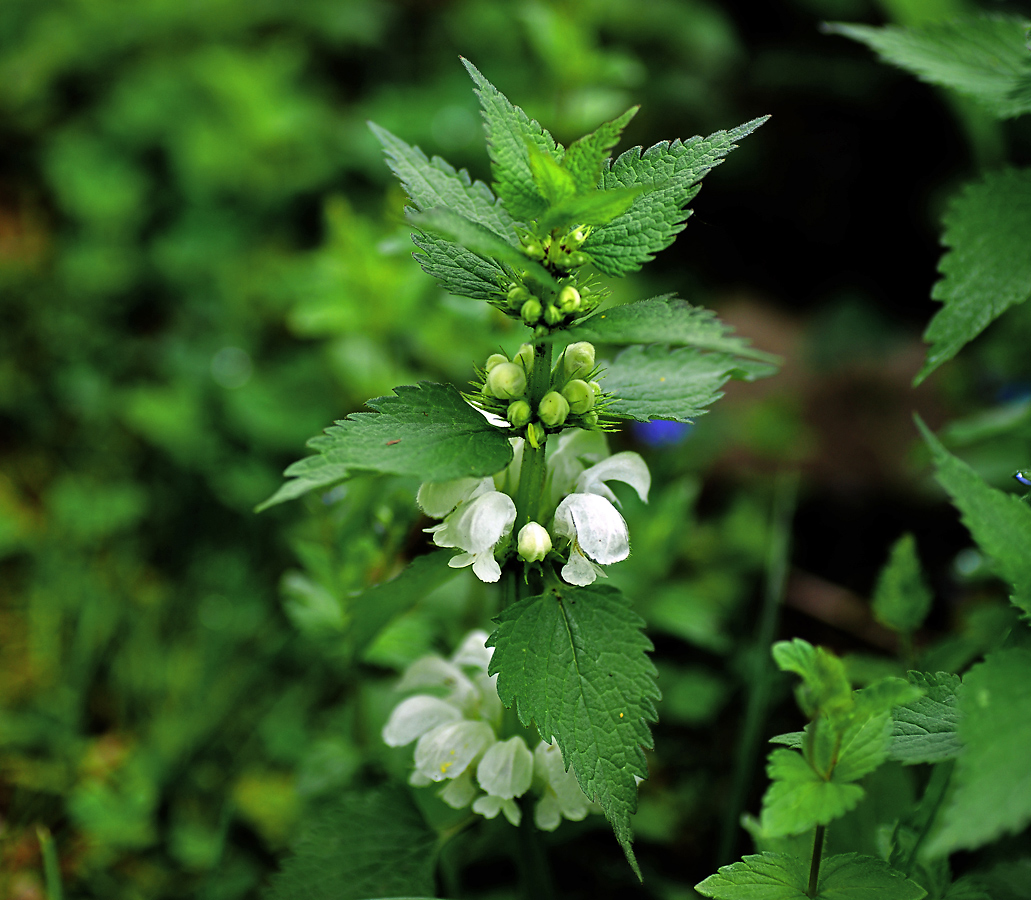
[
  {"x1": 533, "y1": 741, "x2": 599, "y2": 831},
  {"x1": 553, "y1": 492, "x2": 630, "y2": 586},
  {"x1": 575, "y1": 451, "x2": 651, "y2": 507},
  {"x1": 382, "y1": 695, "x2": 463, "y2": 748},
  {"x1": 426, "y1": 490, "x2": 517, "y2": 583},
  {"x1": 477, "y1": 737, "x2": 534, "y2": 800},
  {"x1": 416, "y1": 476, "x2": 493, "y2": 518},
  {"x1": 414, "y1": 720, "x2": 495, "y2": 782},
  {"x1": 545, "y1": 429, "x2": 609, "y2": 510}
]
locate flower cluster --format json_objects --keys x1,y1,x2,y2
[
  {"x1": 419, "y1": 428, "x2": 649, "y2": 585},
  {"x1": 382, "y1": 631, "x2": 601, "y2": 830}
]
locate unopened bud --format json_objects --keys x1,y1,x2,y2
[
  {"x1": 485, "y1": 353, "x2": 508, "y2": 373},
  {"x1": 514, "y1": 343, "x2": 535, "y2": 373},
  {"x1": 567, "y1": 251, "x2": 589, "y2": 267},
  {"x1": 557, "y1": 285, "x2": 581, "y2": 314},
  {"x1": 517, "y1": 522, "x2": 552, "y2": 563},
  {"x1": 507, "y1": 285, "x2": 530, "y2": 308},
  {"x1": 582, "y1": 410, "x2": 599, "y2": 428},
  {"x1": 487, "y1": 362, "x2": 527, "y2": 400},
  {"x1": 544, "y1": 304, "x2": 564, "y2": 326},
  {"x1": 538, "y1": 391, "x2": 570, "y2": 428},
  {"x1": 527, "y1": 422, "x2": 546, "y2": 449},
  {"x1": 522, "y1": 239, "x2": 545, "y2": 260},
  {"x1": 521, "y1": 299, "x2": 542, "y2": 325},
  {"x1": 562, "y1": 379, "x2": 595, "y2": 414},
  {"x1": 563, "y1": 342, "x2": 596, "y2": 380},
  {"x1": 589, "y1": 380, "x2": 603, "y2": 397},
  {"x1": 506, "y1": 400, "x2": 532, "y2": 428}
]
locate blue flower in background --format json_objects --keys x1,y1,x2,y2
[{"x1": 633, "y1": 420, "x2": 694, "y2": 447}]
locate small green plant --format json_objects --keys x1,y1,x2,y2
[{"x1": 261, "y1": 59, "x2": 771, "y2": 890}]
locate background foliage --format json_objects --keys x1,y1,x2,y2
[{"x1": 2, "y1": 0, "x2": 1031, "y2": 898}]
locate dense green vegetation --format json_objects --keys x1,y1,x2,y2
[{"x1": 2, "y1": 1, "x2": 1031, "y2": 898}]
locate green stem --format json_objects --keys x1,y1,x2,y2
[
  {"x1": 717, "y1": 471, "x2": 798, "y2": 865},
  {"x1": 517, "y1": 795, "x2": 555, "y2": 900},
  {"x1": 513, "y1": 341, "x2": 553, "y2": 536},
  {"x1": 37, "y1": 826, "x2": 63, "y2": 900},
  {"x1": 807, "y1": 825, "x2": 826, "y2": 898},
  {"x1": 903, "y1": 761, "x2": 954, "y2": 877}
]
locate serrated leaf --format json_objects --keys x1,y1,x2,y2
[
  {"x1": 918, "y1": 417, "x2": 1031, "y2": 614},
  {"x1": 563, "y1": 106, "x2": 639, "y2": 195},
  {"x1": 566, "y1": 295, "x2": 780, "y2": 362},
  {"x1": 408, "y1": 207, "x2": 558, "y2": 290},
  {"x1": 349, "y1": 553, "x2": 458, "y2": 659},
  {"x1": 583, "y1": 116, "x2": 769, "y2": 276},
  {"x1": 369, "y1": 121, "x2": 513, "y2": 237},
  {"x1": 770, "y1": 731, "x2": 805, "y2": 748},
  {"x1": 602, "y1": 344, "x2": 773, "y2": 424},
  {"x1": 538, "y1": 185, "x2": 644, "y2": 232},
  {"x1": 760, "y1": 749, "x2": 865, "y2": 836},
  {"x1": 410, "y1": 231, "x2": 508, "y2": 300},
  {"x1": 527, "y1": 144, "x2": 576, "y2": 205},
  {"x1": 772, "y1": 638, "x2": 852, "y2": 719},
  {"x1": 486, "y1": 583, "x2": 659, "y2": 877},
  {"x1": 695, "y1": 851, "x2": 809, "y2": 899},
  {"x1": 826, "y1": 15, "x2": 1031, "y2": 119},
  {"x1": 258, "y1": 384, "x2": 513, "y2": 510},
  {"x1": 264, "y1": 785, "x2": 437, "y2": 900},
  {"x1": 817, "y1": 853, "x2": 927, "y2": 900},
  {"x1": 925, "y1": 648, "x2": 1031, "y2": 855},
  {"x1": 834, "y1": 713, "x2": 892, "y2": 783},
  {"x1": 873, "y1": 533, "x2": 933, "y2": 634},
  {"x1": 890, "y1": 672, "x2": 962, "y2": 765},
  {"x1": 916, "y1": 168, "x2": 1031, "y2": 382},
  {"x1": 462, "y1": 58, "x2": 562, "y2": 222}
]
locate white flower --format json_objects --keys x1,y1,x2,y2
[
  {"x1": 425, "y1": 490, "x2": 517, "y2": 583},
  {"x1": 416, "y1": 476, "x2": 493, "y2": 518},
  {"x1": 473, "y1": 794, "x2": 522, "y2": 826},
  {"x1": 575, "y1": 451, "x2": 650, "y2": 507},
  {"x1": 553, "y1": 492, "x2": 630, "y2": 586},
  {"x1": 477, "y1": 737, "x2": 534, "y2": 800},
  {"x1": 532, "y1": 741, "x2": 600, "y2": 831},
  {"x1": 414, "y1": 720, "x2": 495, "y2": 782}
]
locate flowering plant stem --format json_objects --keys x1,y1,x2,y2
[
  {"x1": 513, "y1": 341, "x2": 554, "y2": 538},
  {"x1": 807, "y1": 824, "x2": 826, "y2": 898}
]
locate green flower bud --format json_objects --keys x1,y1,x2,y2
[
  {"x1": 521, "y1": 299, "x2": 542, "y2": 325},
  {"x1": 526, "y1": 422, "x2": 546, "y2": 449},
  {"x1": 562, "y1": 379, "x2": 594, "y2": 414},
  {"x1": 514, "y1": 343, "x2": 535, "y2": 373},
  {"x1": 582, "y1": 410, "x2": 599, "y2": 428},
  {"x1": 589, "y1": 380, "x2": 603, "y2": 397},
  {"x1": 522, "y1": 239, "x2": 545, "y2": 260},
  {"x1": 557, "y1": 285, "x2": 581, "y2": 314},
  {"x1": 567, "y1": 251, "x2": 589, "y2": 267},
  {"x1": 538, "y1": 391, "x2": 570, "y2": 428},
  {"x1": 543, "y1": 304, "x2": 564, "y2": 326},
  {"x1": 517, "y1": 522, "x2": 552, "y2": 563},
  {"x1": 487, "y1": 362, "x2": 527, "y2": 400},
  {"x1": 506, "y1": 399, "x2": 532, "y2": 428},
  {"x1": 563, "y1": 342, "x2": 596, "y2": 380},
  {"x1": 507, "y1": 285, "x2": 530, "y2": 307},
  {"x1": 485, "y1": 353, "x2": 509, "y2": 373}
]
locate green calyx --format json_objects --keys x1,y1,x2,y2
[
  {"x1": 487, "y1": 362, "x2": 527, "y2": 400},
  {"x1": 538, "y1": 391, "x2": 570, "y2": 428},
  {"x1": 562, "y1": 379, "x2": 595, "y2": 414}
]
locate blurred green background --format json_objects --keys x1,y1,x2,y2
[{"x1": 2, "y1": 0, "x2": 1031, "y2": 897}]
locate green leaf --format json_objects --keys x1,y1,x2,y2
[
  {"x1": 368, "y1": 121, "x2": 513, "y2": 238},
  {"x1": 410, "y1": 231, "x2": 508, "y2": 301},
  {"x1": 826, "y1": 15, "x2": 1031, "y2": 119},
  {"x1": 537, "y1": 185, "x2": 644, "y2": 232},
  {"x1": 772, "y1": 638, "x2": 853, "y2": 719},
  {"x1": 566, "y1": 295, "x2": 780, "y2": 362},
  {"x1": 602, "y1": 344, "x2": 773, "y2": 424},
  {"x1": 348, "y1": 553, "x2": 458, "y2": 659},
  {"x1": 563, "y1": 106, "x2": 639, "y2": 195},
  {"x1": 916, "y1": 168, "x2": 1031, "y2": 383},
  {"x1": 873, "y1": 533, "x2": 933, "y2": 634},
  {"x1": 583, "y1": 116, "x2": 769, "y2": 276},
  {"x1": 833, "y1": 712, "x2": 892, "y2": 783},
  {"x1": 527, "y1": 145, "x2": 576, "y2": 205},
  {"x1": 487, "y1": 583, "x2": 659, "y2": 878},
  {"x1": 258, "y1": 383, "x2": 514, "y2": 510},
  {"x1": 407, "y1": 207, "x2": 558, "y2": 290},
  {"x1": 925, "y1": 648, "x2": 1031, "y2": 855},
  {"x1": 760, "y1": 749, "x2": 865, "y2": 836},
  {"x1": 918, "y1": 416, "x2": 1031, "y2": 614},
  {"x1": 817, "y1": 853, "x2": 927, "y2": 900},
  {"x1": 695, "y1": 852, "x2": 809, "y2": 899},
  {"x1": 462, "y1": 58, "x2": 562, "y2": 222},
  {"x1": 890, "y1": 672, "x2": 962, "y2": 765},
  {"x1": 264, "y1": 785, "x2": 437, "y2": 900}
]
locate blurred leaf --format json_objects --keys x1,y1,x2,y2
[
  {"x1": 890, "y1": 672, "x2": 962, "y2": 765},
  {"x1": 872, "y1": 533, "x2": 933, "y2": 634}
]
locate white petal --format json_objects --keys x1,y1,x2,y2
[
  {"x1": 382, "y1": 695, "x2": 462, "y2": 747},
  {"x1": 397, "y1": 656, "x2": 477, "y2": 706},
  {"x1": 471, "y1": 552, "x2": 503, "y2": 583},
  {"x1": 545, "y1": 429, "x2": 609, "y2": 509},
  {"x1": 471, "y1": 794, "x2": 503, "y2": 819},
  {"x1": 414, "y1": 720, "x2": 495, "y2": 782},
  {"x1": 500, "y1": 798, "x2": 521, "y2": 826},
  {"x1": 476, "y1": 737, "x2": 533, "y2": 800},
  {"x1": 451, "y1": 630, "x2": 493, "y2": 670},
  {"x1": 431, "y1": 491, "x2": 516, "y2": 554},
  {"x1": 560, "y1": 548, "x2": 603, "y2": 586},
  {"x1": 439, "y1": 769, "x2": 478, "y2": 809},
  {"x1": 576, "y1": 452, "x2": 651, "y2": 505},
  {"x1": 553, "y1": 493, "x2": 629, "y2": 565},
  {"x1": 533, "y1": 741, "x2": 592, "y2": 821},
  {"x1": 473, "y1": 671, "x2": 503, "y2": 724},
  {"x1": 534, "y1": 793, "x2": 562, "y2": 831},
  {"x1": 417, "y1": 477, "x2": 492, "y2": 518},
  {"x1": 409, "y1": 769, "x2": 433, "y2": 787}
]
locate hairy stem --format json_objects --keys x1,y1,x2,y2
[
  {"x1": 717, "y1": 471, "x2": 798, "y2": 865},
  {"x1": 513, "y1": 340, "x2": 553, "y2": 536},
  {"x1": 807, "y1": 825, "x2": 826, "y2": 898}
]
